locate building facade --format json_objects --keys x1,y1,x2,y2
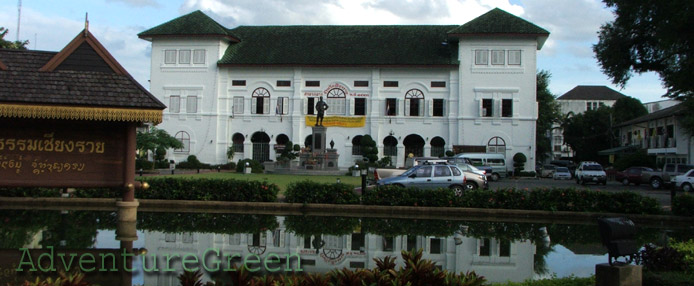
[
  {"x1": 551, "y1": 86, "x2": 627, "y2": 160},
  {"x1": 139, "y1": 9, "x2": 549, "y2": 169}
]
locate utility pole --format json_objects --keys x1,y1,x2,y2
[{"x1": 17, "y1": 0, "x2": 22, "y2": 42}]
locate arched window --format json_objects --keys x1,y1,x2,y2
[
  {"x1": 430, "y1": 137, "x2": 446, "y2": 157},
  {"x1": 251, "y1": 132, "x2": 271, "y2": 162},
  {"x1": 383, "y1": 136, "x2": 398, "y2": 157},
  {"x1": 352, "y1": 135, "x2": 363, "y2": 155},
  {"x1": 174, "y1": 131, "x2": 190, "y2": 153},
  {"x1": 326, "y1": 88, "x2": 346, "y2": 115},
  {"x1": 232, "y1": 133, "x2": 245, "y2": 153},
  {"x1": 251, "y1": 87, "x2": 270, "y2": 114},
  {"x1": 487, "y1": 136, "x2": 506, "y2": 153},
  {"x1": 405, "y1": 89, "x2": 424, "y2": 117}
]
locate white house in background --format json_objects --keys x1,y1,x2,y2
[
  {"x1": 551, "y1": 86, "x2": 627, "y2": 160},
  {"x1": 615, "y1": 102, "x2": 693, "y2": 166},
  {"x1": 644, "y1": 99, "x2": 680, "y2": 114},
  {"x1": 138, "y1": 8, "x2": 549, "y2": 169}
]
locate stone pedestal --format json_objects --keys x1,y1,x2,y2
[
  {"x1": 311, "y1": 126, "x2": 327, "y2": 153},
  {"x1": 116, "y1": 200, "x2": 139, "y2": 222},
  {"x1": 595, "y1": 263, "x2": 642, "y2": 286}
]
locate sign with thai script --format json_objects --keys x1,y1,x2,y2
[
  {"x1": 303, "y1": 83, "x2": 369, "y2": 97},
  {"x1": 305, "y1": 116, "x2": 365, "y2": 128},
  {"x1": 0, "y1": 119, "x2": 126, "y2": 188}
]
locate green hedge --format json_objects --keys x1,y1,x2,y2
[
  {"x1": 672, "y1": 194, "x2": 694, "y2": 216},
  {"x1": 73, "y1": 177, "x2": 278, "y2": 202},
  {"x1": 362, "y1": 186, "x2": 661, "y2": 215},
  {"x1": 285, "y1": 180, "x2": 360, "y2": 204},
  {"x1": 0, "y1": 187, "x2": 61, "y2": 197}
]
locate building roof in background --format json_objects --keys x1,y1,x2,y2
[
  {"x1": 616, "y1": 103, "x2": 686, "y2": 127},
  {"x1": 557, "y1": 85, "x2": 628, "y2": 101},
  {"x1": 138, "y1": 10, "x2": 240, "y2": 42},
  {"x1": 0, "y1": 30, "x2": 165, "y2": 123}
]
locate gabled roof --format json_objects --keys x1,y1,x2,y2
[
  {"x1": 0, "y1": 30, "x2": 165, "y2": 123},
  {"x1": 138, "y1": 10, "x2": 240, "y2": 42},
  {"x1": 220, "y1": 25, "x2": 459, "y2": 66},
  {"x1": 557, "y1": 86, "x2": 627, "y2": 101},
  {"x1": 616, "y1": 103, "x2": 685, "y2": 127},
  {"x1": 447, "y1": 8, "x2": 549, "y2": 48}
]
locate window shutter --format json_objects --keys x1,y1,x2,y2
[
  {"x1": 442, "y1": 99, "x2": 446, "y2": 116},
  {"x1": 251, "y1": 98, "x2": 257, "y2": 114},
  {"x1": 263, "y1": 97, "x2": 270, "y2": 114},
  {"x1": 350, "y1": 98, "x2": 355, "y2": 115},
  {"x1": 304, "y1": 99, "x2": 309, "y2": 115},
  {"x1": 479, "y1": 99, "x2": 484, "y2": 117},
  {"x1": 497, "y1": 99, "x2": 502, "y2": 117},
  {"x1": 283, "y1": 97, "x2": 289, "y2": 115},
  {"x1": 405, "y1": 99, "x2": 410, "y2": 116},
  {"x1": 428, "y1": 99, "x2": 434, "y2": 116}
]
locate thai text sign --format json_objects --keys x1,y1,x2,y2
[
  {"x1": 0, "y1": 119, "x2": 126, "y2": 188},
  {"x1": 305, "y1": 116, "x2": 365, "y2": 128}
]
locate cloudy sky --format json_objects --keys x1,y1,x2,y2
[{"x1": 0, "y1": 0, "x2": 668, "y2": 103}]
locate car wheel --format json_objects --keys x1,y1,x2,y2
[
  {"x1": 683, "y1": 183, "x2": 693, "y2": 193},
  {"x1": 465, "y1": 181, "x2": 477, "y2": 191},
  {"x1": 650, "y1": 178, "x2": 663, "y2": 190},
  {"x1": 622, "y1": 178, "x2": 630, "y2": 186},
  {"x1": 491, "y1": 173, "x2": 500, "y2": 181},
  {"x1": 450, "y1": 185, "x2": 465, "y2": 196}
]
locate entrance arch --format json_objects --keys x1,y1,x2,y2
[
  {"x1": 403, "y1": 134, "x2": 424, "y2": 162},
  {"x1": 430, "y1": 136, "x2": 445, "y2": 157},
  {"x1": 251, "y1": 132, "x2": 270, "y2": 162}
]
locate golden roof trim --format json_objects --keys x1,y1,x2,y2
[{"x1": 0, "y1": 104, "x2": 162, "y2": 124}]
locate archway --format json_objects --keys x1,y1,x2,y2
[
  {"x1": 383, "y1": 136, "x2": 398, "y2": 167},
  {"x1": 251, "y1": 132, "x2": 271, "y2": 162},
  {"x1": 352, "y1": 135, "x2": 363, "y2": 155},
  {"x1": 403, "y1": 134, "x2": 424, "y2": 162},
  {"x1": 430, "y1": 136, "x2": 445, "y2": 157},
  {"x1": 304, "y1": 135, "x2": 313, "y2": 149},
  {"x1": 232, "y1": 133, "x2": 245, "y2": 153}
]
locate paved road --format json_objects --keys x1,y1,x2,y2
[{"x1": 489, "y1": 177, "x2": 674, "y2": 209}]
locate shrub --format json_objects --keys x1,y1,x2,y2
[
  {"x1": 513, "y1": 152, "x2": 527, "y2": 174},
  {"x1": 213, "y1": 162, "x2": 237, "y2": 170},
  {"x1": 135, "y1": 158, "x2": 154, "y2": 170},
  {"x1": 445, "y1": 150, "x2": 455, "y2": 157},
  {"x1": 73, "y1": 177, "x2": 278, "y2": 202},
  {"x1": 0, "y1": 187, "x2": 61, "y2": 197},
  {"x1": 638, "y1": 243, "x2": 688, "y2": 272},
  {"x1": 236, "y1": 159, "x2": 264, "y2": 173},
  {"x1": 177, "y1": 155, "x2": 212, "y2": 169},
  {"x1": 285, "y1": 180, "x2": 360, "y2": 204},
  {"x1": 643, "y1": 271, "x2": 694, "y2": 286},
  {"x1": 670, "y1": 239, "x2": 694, "y2": 272},
  {"x1": 518, "y1": 171, "x2": 537, "y2": 177},
  {"x1": 673, "y1": 194, "x2": 694, "y2": 216}
]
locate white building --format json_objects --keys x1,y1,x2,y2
[
  {"x1": 551, "y1": 86, "x2": 627, "y2": 160},
  {"x1": 139, "y1": 8, "x2": 549, "y2": 169}
]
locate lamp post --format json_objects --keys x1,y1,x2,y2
[{"x1": 360, "y1": 166, "x2": 368, "y2": 195}]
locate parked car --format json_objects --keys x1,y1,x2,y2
[
  {"x1": 575, "y1": 161, "x2": 607, "y2": 185},
  {"x1": 553, "y1": 167, "x2": 572, "y2": 180},
  {"x1": 671, "y1": 169, "x2": 694, "y2": 192},
  {"x1": 446, "y1": 157, "x2": 493, "y2": 179},
  {"x1": 541, "y1": 165, "x2": 556, "y2": 178},
  {"x1": 641, "y1": 164, "x2": 694, "y2": 189},
  {"x1": 550, "y1": 160, "x2": 576, "y2": 176},
  {"x1": 614, "y1": 167, "x2": 653, "y2": 186},
  {"x1": 376, "y1": 162, "x2": 467, "y2": 195},
  {"x1": 455, "y1": 163, "x2": 489, "y2": 190}
]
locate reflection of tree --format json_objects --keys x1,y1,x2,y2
[
  {"x1": 0, "y1": 210, "x2": 103, "y2": 249},
  {"x1": 136, "y1": 212, "x2": 278, "y2": 234},
  {"x1": 361, "y1": 218, "x2": 460, "y2": 237},
  {"x1": 284, "y1": 216, "x2": 359, "y2": 236}
]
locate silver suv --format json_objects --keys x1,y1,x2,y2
[
  {"x1": 575, "y1": 161, "x2": 607, "y2": 185},
  {"x1": 376, "y1": 163, "x2": 467, "y2": 195}
]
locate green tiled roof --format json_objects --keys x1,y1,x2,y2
[
  {"x1": 220, "y1": 25, "x2": 459, "y2": 66},
  {"x1": 138, "y1": 10, "x2": 238, "y2": 41},
  {"x1": 447, "y1": 8, "x2": 549, "y2": 35}
]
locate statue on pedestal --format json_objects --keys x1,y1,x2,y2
[{"x1": 315, "y1": 96, "x2": 329, "y2": 126}]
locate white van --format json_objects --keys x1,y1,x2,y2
[{"x1": 454, "y1": 153, "x2": 507, "y2": 181}]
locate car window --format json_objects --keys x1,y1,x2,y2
[
  {"x1": 434, "y1": 166, "x2": 452, "y2": 177},
  {"x1": 468, "y1": 158, "x2": 483, "y2": 165},
  {"x1": 666, "y1": 165, "x2": 675, "y2": 172},
  {"x1": 544, "y1": 165, "x2": 555, "y2": 170},
  {"x1": 451, "y1": 166, "x2": 462, "y2": 176},
  {"x1": 488, "y1": 159, "x2": 505, "y2": 165},
  {"x1": 628, "y1": 168, "x2": 639, "y2": 174},
  {"x1": 415, "y1": 166, "x2": 432, "y2": 177},
  {"x1": 556, "y1": 167, "x2": 569, "y2": 172},
  {"x1": 688, "y1": 171, "x2": 694, "y2": 177}
]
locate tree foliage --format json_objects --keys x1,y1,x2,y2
[
  {"x1": 535, "y1": 70, "x2": 561, "y2": 162},
  {"x1": 562, "y1": 106, "x2": 616, "y2": 164},
  {"x1": 612, "y1": 96, "x2": 648, "y2": 124},
  {"x1": 593, "y1": 0, "x2": 694, "y2": 99},
  {"x1": 0, "y1": 27, "x2": 28, "y2": 50},
  {"x1": 136, "y1": 127, "x2": 183, "y2": 161},
  {"x1": 360, "y1": 135, "x2": 378, "y2": 164}
]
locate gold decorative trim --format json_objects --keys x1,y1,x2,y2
[{"x1": 0, "y1": 104, "x2": 162, "y2": 124}]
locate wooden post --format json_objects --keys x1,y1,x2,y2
[{"x1": 122, "y1": 123, "x2": 136, "y2": 202}]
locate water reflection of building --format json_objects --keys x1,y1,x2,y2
[{"x1": 144, "y1": 217, "x2": 535, "y2": 285}]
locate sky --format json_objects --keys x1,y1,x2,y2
[{"x1": 0, "y1": 0, "x2": 670, "y2": 103}]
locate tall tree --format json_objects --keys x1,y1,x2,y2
[
  {"x1": 535, "y1": 70, "x2": 561, "y2": 162},
  {"x1": 562, "y1": 106, "x2": 616, "y2": 164},
  {"x1": 0, "y1": 27, "x2": 28, "y2": 50},
  {"x1": 136, "y1": 127, "x2": 183, "y2": 164},
  {"x1": 612, "y1": 96, "x2": 648, "y2": 124},
  {"x1": 593, "y1": 0, "x2": 694, "y2": 99}
]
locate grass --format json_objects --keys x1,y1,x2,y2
[
  {"x1": 140, "y1": 172, "x2": 363, "y2": 195},
  {"x1": 491, "y1": 275, "x2": 594, "y2": 286}
]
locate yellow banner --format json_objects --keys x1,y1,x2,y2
[{"x1": 305, "y1": 116, "x2": 365, "y2": 128}]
